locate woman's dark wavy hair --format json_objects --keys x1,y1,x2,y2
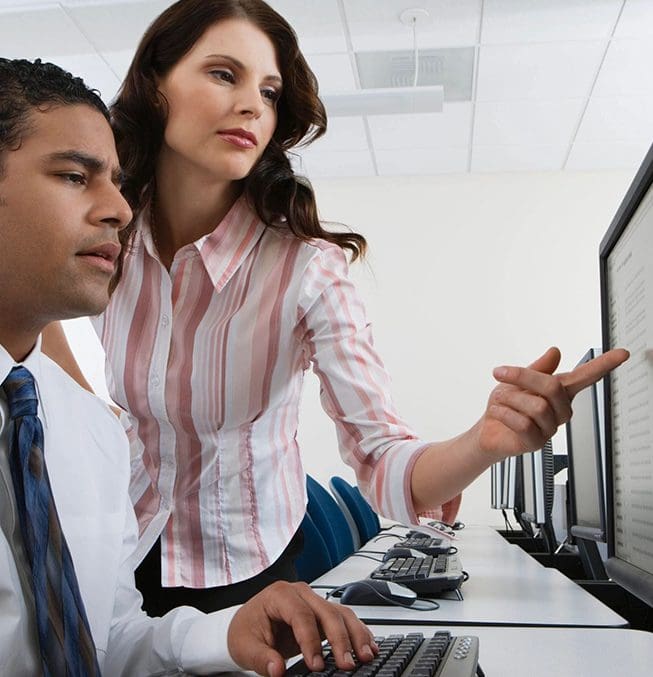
[{"x1": 111, "y1": 0, "x2": 366, "y2": 277}]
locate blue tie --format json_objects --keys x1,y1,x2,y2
[{"x1": 3, "y1": 366, "x2": 101, "y2": 676}]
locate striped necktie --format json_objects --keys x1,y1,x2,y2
[{"x1": 3, "y1": 366, "x2": 101, "y2": 676}]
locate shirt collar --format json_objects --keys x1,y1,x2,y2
[
  {"x1": 198, "y1": 196, "x2": 267, "y2": 293},
  {"x1": 138, "y1": 196, "x2": 267, "y2": 294},
  {"x1": 0, "y1": 336, "x2": 49, "y2": 430}
]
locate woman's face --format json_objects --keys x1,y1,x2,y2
[{"x1": 156, "y1": 18, "x2": 282, "y2": 184}]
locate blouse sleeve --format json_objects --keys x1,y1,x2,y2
[{"x1": 296, "y1": 241, "x2": 428, "y2": 525}]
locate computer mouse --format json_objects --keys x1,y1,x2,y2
[
  {"x1": 405, "y1": 529, "x2": 430, "y2": 539},
  {"x1": 427, "y1": 521, "x2": 456, "y2": 535},
  {"x1": 383, "y1": 547, "x2": 427, "y2": 562},
  {"x1": 338, "y1": 579, "x2": 417, "y2": 606}
]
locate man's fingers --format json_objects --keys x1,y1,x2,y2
[
  {"x1": 269, "y1": 585, "x2": 330, "y2": 670},
  {"x1": 561, "y1": 348, "x2": 629, "y2": 398},
  {"x1": 244, "y1": 647, "x2": 287, "y2": 677},
  {"x1": 295, "y1": 585, "x2": 375, "y2": 668}
]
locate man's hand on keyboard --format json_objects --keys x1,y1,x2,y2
[{"x1": 227, "y1": 580, "x2": 378, "y2": 677}]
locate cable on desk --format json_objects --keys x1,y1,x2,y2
[
  {"x1": 346, "y1": 552, "x2": 384, "y2": 562},
  {"x1": 372, "y1": 533, "x2": 405, "y2": 543},
  {"x1": 476, "y1": 663, "x2": 486, "y2": 677}
]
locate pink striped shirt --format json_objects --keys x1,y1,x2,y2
[{"x1": 92, "y1": 197, "x2": 428, "y2": 587}]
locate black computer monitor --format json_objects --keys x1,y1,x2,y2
[
  {"x1": 521, "y1": 451, "x2": 537, "y2": 523},
  {"x1": 600, "y1": 141, "x2": 653, "y2": 607},
  {"x1": 521, "y1": 441, "x2": 556, "y2": 551},
  {"x1": 500, "y1": 456, "x2": 517, "y2": 510},
  {"x1": 491, "y1": 462, "x2": 502, "y2": 510},
  {"x1": 566, "y1": 349, "x2": 609, "y2": 579},
  {"x1": 566, "y1": 348, "x2": 607, "y2": 543}
]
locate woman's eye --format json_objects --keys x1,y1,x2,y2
[
  {"x1": 210, "y1": 69, "x2": 235, "y2": 83},
  {"x1": 261, "y1": 88, "x2": 280, "y2": 104}
]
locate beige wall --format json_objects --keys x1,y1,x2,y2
[{"x1": 65, "y1": 168, "x2": 635, "y2": 527}]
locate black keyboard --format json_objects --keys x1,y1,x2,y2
[
  {"x1": 370, "y1": 555, "x2": 464, "y2": 595},
  {"x1": 395, "y1": 537, "x2": 450, "y2": 556},
  {"x1": 286, "y1": 631, "x2": 479, "y2": 677}
]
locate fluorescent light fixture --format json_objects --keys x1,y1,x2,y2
[{"x1": 321, "y1": 85, "x2": 444, "y2": 117}]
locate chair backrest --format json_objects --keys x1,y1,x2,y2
[
  {"x1": 294, "y1": 512, "x2": 333, "y2": 583},
  {"x1": 329, "y1": 476, "x2": 381, "y2": 546},
  {"x1": 306, "y1": 475, "x2": 355, "y2": 564}
]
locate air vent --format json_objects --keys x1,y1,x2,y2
[{"x1": 355, "y1": 47, "x2": 475, "y2": 102}]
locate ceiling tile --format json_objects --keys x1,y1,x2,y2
[
  {"x1": 64, "y1": 1, "x2": 169, "y2": 53},
  {"x1": 471, "y1": 144, "x2": 568, "y2": 172},
  {"x1": 0, "y1": 6, "x2": 93, "y2": 57},
  {"x1": 476, "y1": 42, "x2": 605, "y2": 102},
  {"x1": 294, "y1": 149, "x2": 375, "y2": 179},
  {"x1": 376, "y1": 146, "x2": 468, "y2": 175},
  {"x1": 474, "y1": 99, "x2": 585, "y2": 146},
  {"x1": 367, "y1": 103, "x2": 472, "y2": 150},
  {"x1": 42, "y1": 52, "x2": 122, "y2": 103},
  {"x1": 576, "y1": 96, "x2": 653, "y2": 143},
  {"x1": 566, "y1": 140, "x2": 651, "y2": 170},
  {"x1": 306, "y1": 117, "x2": 368, "y2": 153},
  {"x1": 613, "y1": 0, "x2": 653, "y2": 38},
  {"x1": 343, "y1": 0, "x2": 481, "y2": 52},
  {"x1": 0, "y1": 1, "x2": 57, "y2": 8},
  {"x1": 267, "y1": 0, "x2": 347, "y2": 54},
  {"x1": 306, "y1": 53, "x2": 357, "y2": 93},
  {"x1": 482, "y1": 0, "x2": 622, "y2": 44},
  {"x1": 593, "y1": 39, "x2": 653, "y2": 97},
  {"x1": 102, "y1": 49, "x2": 136, "y2": 82}
]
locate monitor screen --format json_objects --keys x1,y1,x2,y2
[
  {"x1": 566, "y1": 349, "x2": 607, "y2": 542},
  {"x1": 600, "y1": 142, "x2": 653, "y2": 607}
]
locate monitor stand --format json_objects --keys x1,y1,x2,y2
[{"x1": 576, "y1": 537, "x2": 608, "y2": 580}]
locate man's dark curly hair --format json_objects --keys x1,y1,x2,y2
[{"x1": 0, "y1": 58, "x2": 109, "y2": 176}]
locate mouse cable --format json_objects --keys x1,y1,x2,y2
[
  {"x1": 346, "y1": 552, "x2": 384, "y2": 562},
  {"x1": 371, "y1": 533, "x2": 405, "y2": 543}
]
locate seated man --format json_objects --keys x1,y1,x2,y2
[{"x1": 0, "y1": 57, "x2": 376, "y2": 676}]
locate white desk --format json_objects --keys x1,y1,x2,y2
[
  {"x1": 365, "y1": 624, "x2": 653, "y2": 677},
  {"x1": 311, "y1": 525, "x2": 627, "y2": 627}
]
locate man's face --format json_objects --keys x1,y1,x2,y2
[{"x1": 0, "y1": 103, "x2": 132, "y2": 329}]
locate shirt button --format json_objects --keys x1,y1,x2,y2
[
  {"x1": 150, "y1": 374, "x2": 160, "y2": 388},
  {"x1": 161, "y1": 315, "x2": 170, "y2": 328}
]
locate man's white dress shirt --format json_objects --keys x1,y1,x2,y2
[{"x1": 0, "y1": 341, "x2": 239, "y2": 676}]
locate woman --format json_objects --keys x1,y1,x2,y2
[{"x1": 44, "y1": 0, "x2": 626, "y2": 614}]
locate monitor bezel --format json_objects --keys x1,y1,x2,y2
[
  {"x1": 520, "y1": 451, "x2": 538, "y2": 524},
  {"x1": 600, "y1": 140, "x2": 653, "y2": 608},
  {"x1": 566, "y1": 348, "x2": 607, "y2": 543},
  {"x1": 500, "y1": 456, "x2": 517, "y2": 510}
]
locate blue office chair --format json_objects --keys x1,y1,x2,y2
[
  {"x1": 329, "y1": 476, "x2": 381, "y2": 546},
  {"x1": 294, "y1": 511, "x2": 333, "y2": 583},
  {"x1": 306, "y1": 475, "x2": 355, "y2": 564}
]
